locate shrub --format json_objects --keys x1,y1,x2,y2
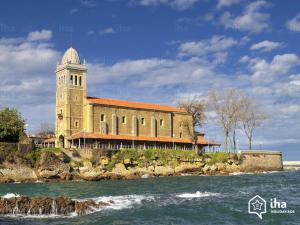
[{"x1": 205, "y1": 152, "x2": 230, "y2": 165}]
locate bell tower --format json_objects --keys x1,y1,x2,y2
[{"x1": 55, "y1": 47, "x2": 87, "y2": 148}]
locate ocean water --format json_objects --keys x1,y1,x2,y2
[{"x1": 0, "y1": 171, "x2": 299, "y2": 225}]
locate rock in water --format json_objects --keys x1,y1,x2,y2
[{"x1": 0, "y1": 195, "x2": 111, "y2": 216}]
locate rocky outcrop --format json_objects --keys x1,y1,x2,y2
[
  {"x1": 0, "y1": 164, "x2": 38, "y2": 183},
  {"x1": 0, "y1": 195, "x2": 111, "y2": 216},
  {"x1": 154, "y1": 166, "x2": 174, "y2": 176},
  {"x1": 38, "y1": 152, "x2": 71, "y2": 180},
  {"x1": 174, "y1": 163, "x2": 204, "y2": 174}
]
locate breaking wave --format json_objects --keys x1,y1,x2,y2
[{"x1": 176, "y1": 191, "x2": 220, "y2": 198}]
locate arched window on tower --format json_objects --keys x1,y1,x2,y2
[
  {"x1": 70, "y1": 75, "x2": 73, "y2": 85},
  {"x1": 79, "y1": 76, "x2": 82, "y2": 86},
  {"x1": 75, "y1": 76, "x2": 78, "y2": 85}
]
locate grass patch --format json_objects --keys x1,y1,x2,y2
[
  {"x1": 205, "y1": 152, "x2": 230, "y2": 165},
  {"x1": 111, "y1": 148, "x2": 201, "y2": 168}
]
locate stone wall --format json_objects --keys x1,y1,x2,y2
[
  {"x1": 92, "y1": 105, "x2": 191, "y2": 139},
  {"x1": 239, "y1": 150, "x2": 283, "y2": 172}
]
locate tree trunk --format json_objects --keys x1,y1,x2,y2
[
  {"x1": 233, "y1": 129, "x2": 236, "y2": 153},
  {"x1": 224, "y1": 130, "x2": 228, "y2": 152},
  {"x1": 249, "y1": 136, "x2": 252, "y2": 150}
]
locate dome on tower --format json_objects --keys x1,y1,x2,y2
[{"x1": 61, "y1": 47, "x2": 81, "y2": 65}]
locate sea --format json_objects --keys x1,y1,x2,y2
[{"x1": 0, "y1": 171, "x2": 299, "y2": 225}]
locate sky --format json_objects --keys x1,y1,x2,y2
[{"x1": 0, "y1": 0, "x2": 299, "y2": 160}]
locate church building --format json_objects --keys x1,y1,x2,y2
[{"x1": 55, "y1": 47, "x2": 218, "y2": 150}]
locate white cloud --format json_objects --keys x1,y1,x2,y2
[
  {"x1": 220, "y1": 0, "x2": 270, "y2": 33},
  {"x1": 88, "y1": 57, "x2": 218, "y2": 88},
  {"x1": 80, "y1": 0, "x2": 97, "y2": 7},
  {"x1": 286, "y1": 13, "x2": 300, "y2": 32},
  {"x1": 217, "y1": 0, "x2": 240, "y2": 9},
  {"x1": 178, "y1": 35, "x2": 238, "y2": 57},
  {"x1": 239, "y1": 55, "x2": 250, "y2": 63},
  {"x1": 70, "y1": 8, "x2": 79, "y2": 14},
  {"x1": 99, "y1": 27, "x2": 115, "y2": 35},
  {"x1": 27, "y1": 30, "x2": 52, "y2": 41},
  {"x1": 0, "y1": 31, "x2": 60, "y2": 130},
  {"x1": 250, "y1": 40, "x2": 283, "y2": 52},
  {"x1": 249, "y1": 54, "x2": 300, "y2": 83},
  {"x1": 131, "y1": 0, "x2": 199, "y2": 10}
]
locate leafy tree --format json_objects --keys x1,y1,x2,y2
[{"x1": 0, "y1": 107, "x2": 26, "y2": 143}]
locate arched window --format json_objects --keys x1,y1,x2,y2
[
  {"x1": 75, "y1": 76, "x2": 78, "y2": 85},
  {"x1": 79, "y1": 76, "x2": 82, "y2": 86},
  {"x1": 70, "y1": 75, "x2": 73, "y2": 85}
]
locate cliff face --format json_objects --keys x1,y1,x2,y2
[{"x1": 0, "y1": 148, "x2": 283, "y2": 183}]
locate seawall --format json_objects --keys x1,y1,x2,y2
[{"x1": 239, "y1": 150, "x2": 283, "y2": 172}]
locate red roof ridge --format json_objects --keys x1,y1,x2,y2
[{"x1": 86, "y1": 96, "x2": 186, "y2": 113}]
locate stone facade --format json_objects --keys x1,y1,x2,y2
[{"x1": 55, "y1": 48, "x2": 194, "y2": 148}]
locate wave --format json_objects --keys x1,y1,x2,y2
[
  {"x1": 176, "y1": 191, "x2": 220, "y2": 198},
  {"x1": 91, "y1": 194, "x2": 154, "y2": 211},
  {"x1": 229, "y1": 172, "x2": 255, "y2": 176},
  {"x1": 2, "y1": 193, "x2": 20, "y2": 198},
  {"x1": 0, "y1": 193, "x2": 155, "y2": 218}
]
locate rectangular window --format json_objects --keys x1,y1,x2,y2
[
  {"x1": 79, "y1": 76, "x2": 82, "y2": 86},
  {"x1": 100, "y1": 114, "x2": 105, "y2": 122},
  {"x1": 122, "y1": 116, "x2": 126, "y2": 124},
  {"x1": 141, "y1": 118, "x2": 145, "y2": 125},
  {"x1": 160, "y1": 119, "x2": 164, "y2": 126},
  {"x1": 75, "y1": 76, "x2": 78, "y2": 85},
  {"x1": 180, "y1": 132, "x2": 182, "y2": 138}
]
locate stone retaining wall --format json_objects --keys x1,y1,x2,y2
[{"x1": 239, "y1": 150, "x2": 283, "y2": 171}]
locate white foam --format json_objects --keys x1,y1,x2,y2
[
  {"x1": 2, "y1": 193, "x2": 20, "y2": 199},
  {"x1": 176, "y1": 191, "x2": 220, "y2": 198},
  {"x1": 92, "y1": 194, "x2": 154, "y2": 211},
  {"x1": 229, "y1": 172, "x2": 255, "y2": 176}
]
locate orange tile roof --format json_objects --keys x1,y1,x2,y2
[
  {"x1": 68, "y1": 132, "x2": 220, "y2": 146},
  {"x1": 86, "y1": 96, "x2": 187, "y2": 113},
  {"x1": 43, "y1": 137, "x2": 56, "y2": 143}
]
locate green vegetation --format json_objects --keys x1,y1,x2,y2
[
  {"x1": 205, "y1": 152, "x2": 230, "y2": 165},
  {"x1": 0, "y1": 107, "x2": 26, "y2": 143},
  {"x1": 104, "y1": 148, "x2": 202, "y2": 171}
]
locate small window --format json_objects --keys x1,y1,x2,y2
[
  {"x1": 179, "y1": 132, "x2": 182, "y2": 138},
  {"x1": 75, "y1": 76, "x2": 78, "y2": 85},
  {"x1": 70, "y1": 75, "x2": 73, "y2": 85},
  {"x1": 63, "y1": 75, "x2": 65, "y2": 84},
  {"x1": 122, "y1": 116, "x2": 126, "y2": 124},
  {"x1": 160, "y1": 119, "x2": 164, "y2": 126},
  {"x1": 79, "y1": 76, "x2": 82, "y2": 86},
  {"x1": 74, "y1": 120, "x2": 79, "y2": 128},
  {"x1": 74, "y1": 95, "x2": 78, "y2": 101},
  {"x1": 100, "y1": 114, "x2": 105, "y2": 122},
  {"x1": 141, "y1": 118, "x2": 145, "y2": 125}
]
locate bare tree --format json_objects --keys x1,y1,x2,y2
[
  {"x1": 177, "y1": 96, "x2": 206, "y2": 154},
  {"x1": 209, "y1": 89, "x2": 242, "y2": 152},
  {"x1": 37, "y1": 122, "x2": 55, "y2": 137},
  {"x1": 240, "y1": 97, "x2": 269, "y2": 150}
]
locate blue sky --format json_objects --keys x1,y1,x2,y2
[{"x1": 0, "y1": 0, "x2": 299, "y2": 160}]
